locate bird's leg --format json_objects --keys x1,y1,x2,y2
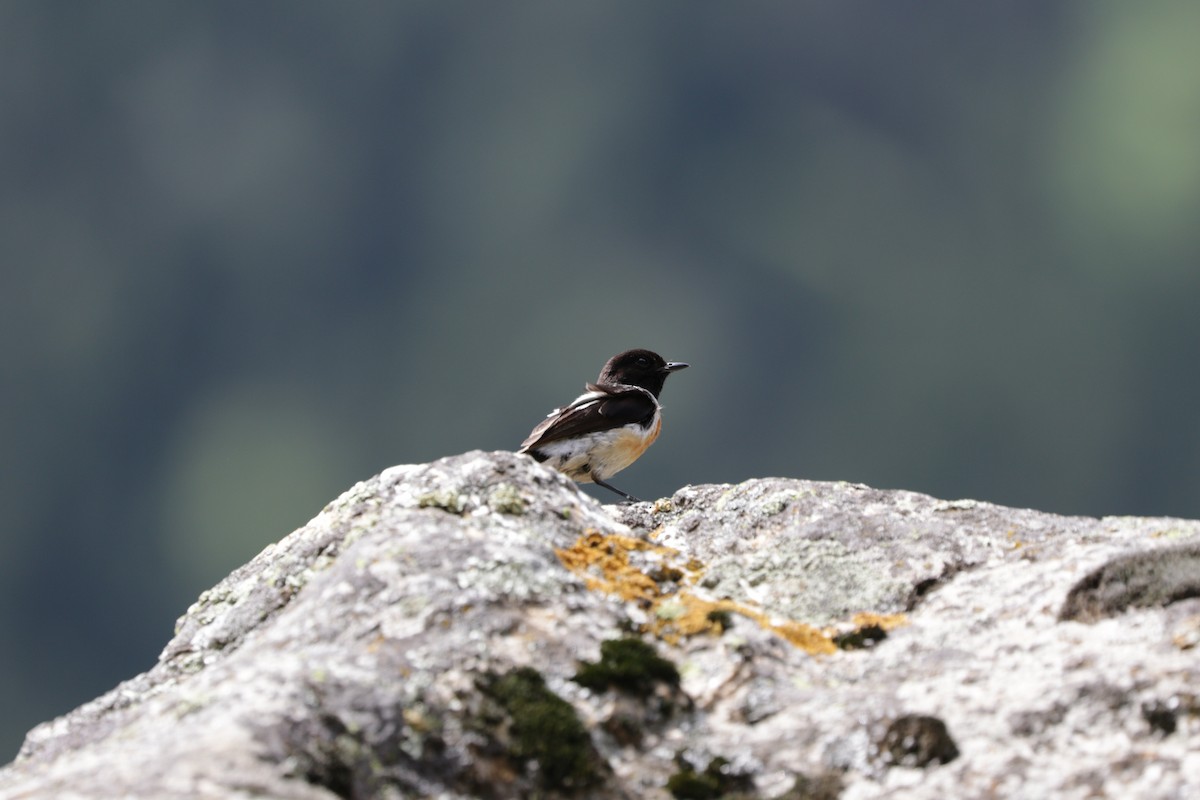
[{"x1": 592, "y1": 477, "x2": 643, "y2": 504}]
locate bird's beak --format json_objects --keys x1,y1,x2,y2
[{"x1": 663, "y1": 361, "x2": 689, "y2": 373}]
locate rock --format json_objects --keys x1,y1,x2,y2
[
  {"x1": 875, "y1": 715, "x2": 959, "y2": 768},
  {"x1": 1058, "y1": 542, "x2": 1200, "y2": 622},
  {"x1": 2, "y1": 450, "x2": 1200, "y2": 798}
]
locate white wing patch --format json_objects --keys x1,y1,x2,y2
[{"x1": 546, "y1": 390, "x2": 605, "y2": 419}]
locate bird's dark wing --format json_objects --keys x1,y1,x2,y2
[{"x1": 519, "y1": 384, "x2": 658, "y2": 453}]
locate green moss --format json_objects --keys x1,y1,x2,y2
[
  {"x1": 667, "y1": 768, "x2": 723, "y2": 799},
  {"x1": 757, "y1": 497, "x2": 789, "y2": 516},
  {"x1": 483, "y1": 667, "x2": 601, "y2": 791},
  {"x1": 667, "y1": 757, "x2": 754, "y2": 799},
  {"x1": 417, "y1": 490, "x2": 467, "y2": 514},
  {"x1": 487, "y1": 483, "x2": 526, "y2": 515},
  {"x1": 655, "y1": 598, "x2": 687, "y2": 620},
  {"x1": 573, "y1": 637, "x2": 680, "y2": 697}
]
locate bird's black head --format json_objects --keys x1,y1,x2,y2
[{"x1": 597, "y1": 348, "x2": 689, "y2": 398}]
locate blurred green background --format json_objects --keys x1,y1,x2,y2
[{"x1": 4, "y1": 0, "x2": 1200, "y2": 761}]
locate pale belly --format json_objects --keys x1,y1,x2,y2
[{"x1": 538, "y1": 417, "x2": 662, "y2": 482}]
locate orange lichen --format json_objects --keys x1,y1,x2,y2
[
  {"x1": 650, "y1": 592, "x2": 838, "y2": 654},
  {"x1": 555, "y1": 531, "x2": 907, "y2": 655},
  {"x1": 771, "y1": 619, "x2": 839, "y2": 654},
  {"x1": 649, "y1": 594, "x2": 741, "y2": 643},
  {"x1": 554, "y1": 530, "x2": 680, "y2": 604},
  {"x1": 849, "y1": 612, "x2": 908, "y2": 632}
]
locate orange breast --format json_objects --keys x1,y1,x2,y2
[
  {"x1": 647, "y1": 415, "x2": 662, "y2": 445},
  {"x1": 591, "y1": 417, "x2": 662, "y2": 480}
]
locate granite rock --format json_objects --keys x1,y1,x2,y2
[{"x1": 2, "y1": 451, "x2": 1199, "y2": 799}]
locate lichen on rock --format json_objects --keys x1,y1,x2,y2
[{"x1": 3, "y1": 451, "x2": 1200, "y2": 799}]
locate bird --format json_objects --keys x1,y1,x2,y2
[{"x1": 518, "y1": 348, "x2": 689, "y2": 503}]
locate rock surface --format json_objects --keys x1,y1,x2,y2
[{"x1": 3, "y1": 450, "x2": 1199, "y2": 799}]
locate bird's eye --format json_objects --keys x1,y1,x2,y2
[{"x1": 636, "y1": 356, "x2": 649, "y2": 365}]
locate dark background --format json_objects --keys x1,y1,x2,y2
[{"x1": 4, "y1": 1, "x2": 1200, "y2": 761}]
